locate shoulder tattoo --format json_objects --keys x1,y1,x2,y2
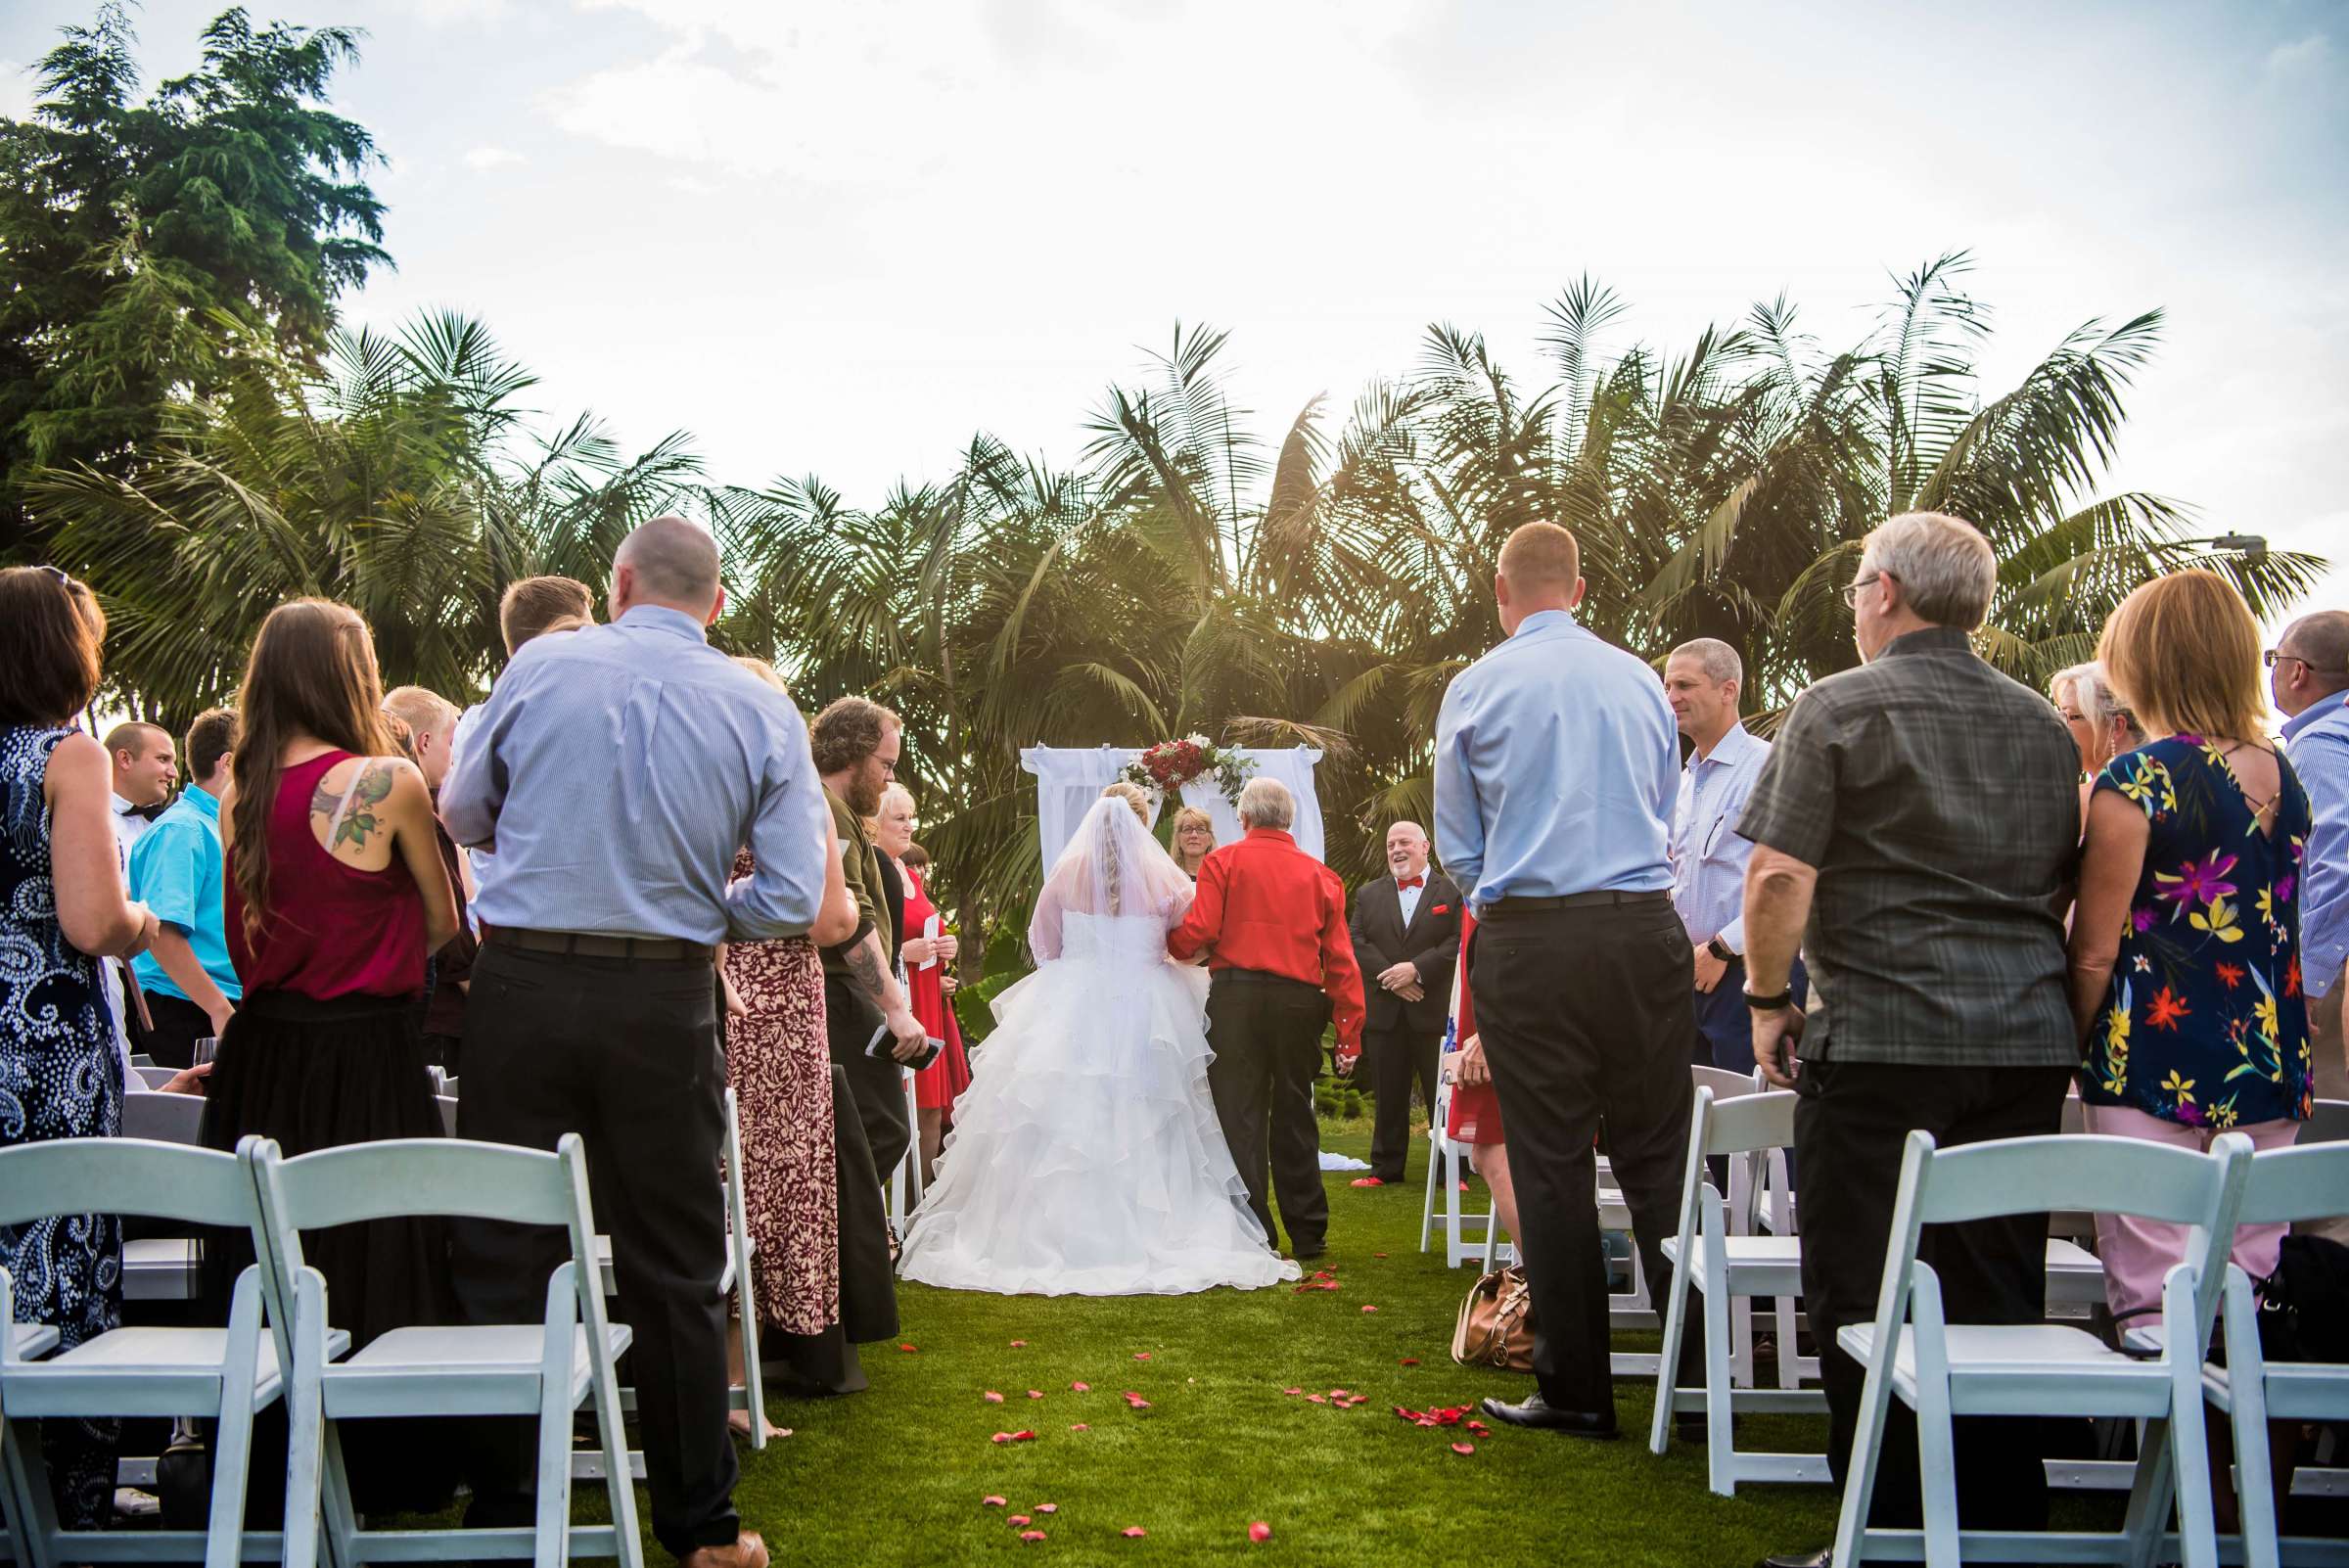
[{"x1": 311, "y1": 760, "x2": 401, "y2": 852}]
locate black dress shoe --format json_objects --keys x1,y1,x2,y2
[
  {"x1": 1477, "y1": 1393, "x2": 1619, "y2": 1439},
  {"x1": 1756, "y1": 1549, "x2": 1830, "y2": 1568}
]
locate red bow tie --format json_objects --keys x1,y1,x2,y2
[{"x1": 1397, "y1": 875, "x2": 1424, "y2": 891}]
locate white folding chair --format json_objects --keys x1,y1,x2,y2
[
  {"x1": 1416, "y1": 1077, "x2": 1497, "y2": 1268},
  {"x1": 249, "y1": 1134, "x2": 642, "y2": 1568},
  {"x1": 115, "y1": 1090, "x2": 209, "y2": 1306},
  {"x1": 120, "y1": 1088, "x2": 204, "y2": 1145},
  {"x1": 891, "y1": 1069, "x2": 925, "y2": 1223},
  {"x1": 132, "y1": 1064, "x2": 181, "y2": 1090},
  {"x1": 2302, "y1": 1097, "x2": 2349, "y2": 1147},
  {"x1": 1650, "y1": 1086, "x2": 1830, "y2": 1493},
  {"x1": 0, "y1": 1136, "x2": 302, "y2": 1568},
  {"x1": 2202, "y1": 1139, "x2": 2349, "y2": 1568},
  {"x1": 1833, "y1": 1130, "x2": 2252, "y2": 1568},
  {"x1": 583, "y1": 1088, "x2": 768, "y2": 1477}
]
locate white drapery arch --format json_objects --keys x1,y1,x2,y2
[{"x1": 1018, "y1": 745, "x2": 1328, "y2": 874}]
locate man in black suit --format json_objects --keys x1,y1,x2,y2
[{"x1": 1345, "y1": 821, "x2": 1463, "y2": 1186}]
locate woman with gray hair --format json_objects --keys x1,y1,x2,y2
[{"x1": 2050, "y1": 660, "x2": 2146, "y2": 829}]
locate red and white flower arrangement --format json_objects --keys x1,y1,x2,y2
[{"x1": 1118, "y1": 735, "x2": 1256, "y2": 805}]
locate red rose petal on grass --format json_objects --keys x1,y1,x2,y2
[
  {"x1": 1123, "y1": 1527, "x2": 1148, "y2": 1539},
  {"x1": 1069, "y1": 1423, "x2": 1090, "y2": 1432},
  {"x1": 1036, "y1": 1503, "x2": 1058, "y2": 1514},
  {"x1": 1010, "y1": 1340, "x2": 1028, "y2": 1348},
  {"x1": 985, "y1": 1391, "x2": 1006, "y2": 1404},
  {"x1": 1451, "y1": 1441, "x2": 1476, "y2": 1455},
  {"x1": 1071, "y1": 1380, "x2": 1090, "y2": 1392},
  {"x1": 898, "y1": 1343, "x2": 917, "y2": 1353},
  {"x1": 1312, "y1": 1270, "x2": 1333, "y2": 1281},
  {"x1": 1360, "y1": 1305, "x2": 1379, "y2": 1314},
  {"x1": 1009, "y1": 1515, "x2": 1031, "y2": 1526},
  {"x1": 1133, "y1": 1352, "x2": 1152, "y2": 1360},
  {"x1": 1282, "y1": 1386, "x2": 1303, "y2": 1396},
  {"x1": 1399, "y1": 1358, "x2": 1420, "y2": 1366},
  {"x1": 1305, "y1": 1394, "x2": 1328, "y2": 1405},
  {"x1": 1020, "y1": 1530, "x2": 1047, "y2": 1543},
  {"x1": 983, "y1": 1496, "x2": 1007, "y2": 1507},
  {"x1": 1373, "y1": 1251, "x2": 1389, "y2": 1258},
  {"x1": 1248, "y1": 1521, "x2": 1272, "y2": 1543},
  {"x1": 1028, "y1": 1391, "x2": 1045, "y2": 1400}
]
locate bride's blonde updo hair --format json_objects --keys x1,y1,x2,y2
[{"x1": 1101, "y1": 780, "x2": 1151, "y2": 823}]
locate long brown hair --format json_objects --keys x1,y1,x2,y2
[{"x1": 228, "y1": 599, "x2": 400, "y2": 939}]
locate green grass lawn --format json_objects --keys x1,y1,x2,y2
[{"x1": 717, "y1": 1121, "x2": 1844, "y2": 1567}]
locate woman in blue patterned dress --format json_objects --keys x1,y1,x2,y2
[
  {"x1": 0, "y1": 566, "x2": 162, "y2": 1529},
  {"x1": 2068, "y1": 569, "x2": 2311, "y2": 1329}
]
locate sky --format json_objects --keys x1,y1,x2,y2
[{"x1": 5, "y1": 0, "x2": 2345, "y2": 623}]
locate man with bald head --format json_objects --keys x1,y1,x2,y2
[
  {"x1": 2274, "y1": 608, "x2": 2349, "y2": 1099},
  {"x1": 1347, "y1": 821, "x2": 1462, "y2": 1186},
  {"x1": 1435, "y1": 521, "x2": 1700, "y2": 1437},
  {"x1": 442, "y1": 514, "x2": 832, "y2": 1568}
]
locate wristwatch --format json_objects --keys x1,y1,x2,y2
[
  {"x1": 1743, "y1": 985, "x2": 1795, "y2": 1011},
  {"x1": 1706, "y1": 935, "x2": 1735, "y2": 963}
]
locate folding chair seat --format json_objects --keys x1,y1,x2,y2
[
  {"x1": 2201, "y1": 1138, "x2": 2349, "y2": 1568},
  {"x1": 1833, "y1": 1130, "x2": 2253, "y2": 1568},
  {"x1": 0, "y1": 1136, "x2": 311, "y2": 1568},
  {"x1": 248, "y1": 1134, "x2": 641, "y2": 1568}
]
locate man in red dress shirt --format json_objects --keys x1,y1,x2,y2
[{"x1": 1168, "y1": 776, "x2": 1366, "y2": 1261}]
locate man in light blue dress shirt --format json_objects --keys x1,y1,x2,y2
[
  {"x1": 1435, "y1": 522, "x2": 1700, "y2": 1438},
  {"x1": 2273, "y1": 610, "x2": 2349, "y2": 1100},
  {"x1": 1664, "y1": 638, "x2": 1806, "y2": 1073},
  {"x1": 441, "y1": 518, "x2": 832, "y2": 1568}
]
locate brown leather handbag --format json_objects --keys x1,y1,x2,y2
[{"x1": 1451, "y1": 1264, "x2": 1537, "y2": 1372}]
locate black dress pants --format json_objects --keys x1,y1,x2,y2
[
  {"x1": 823, "y1": 972, "x2": 910, "y2": 1187},
  {"x1": 1204, "y1": 969, "x2": 1330, "y2": 1255},
  {"x1": 1794, "y1": 1058, "x2": 2069, "y2": 1531},
  {"x1": 1364, "y1": 1022, "x2": 1440, "y2": 1183},
  {"x1": 1470, "y1": 895, "x2": 1701, "y2": 1417},
  {"x1": 448, "y1": 944, "x2": 740, "y2": 1558},
  {"x1": 137, "y1": 991, "x2": 213, "y2": 1069}
]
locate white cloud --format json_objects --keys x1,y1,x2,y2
[
  {"x1": 405, "y1": 0, "x2": 512, "y2": 25},
  {"x1": 2265, "y1": 32, "x2": 2331, "y2": 77},
  {"x1": 1, "y1": 59, "x2": 36, "y2": 121},
  {"x1": 461, "y1": 144, "x2": 527, "y2": 170}
]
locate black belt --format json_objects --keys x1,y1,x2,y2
[
  {"x1": 1482, "y1": 890, "x2": 1671, "y2": 916},
  {"x1": 492, "y1": 928, "x2": 715, "y2": 964},
  {"x1": 1215, "y1": 967, "x2": 1322, "y2": 992}
]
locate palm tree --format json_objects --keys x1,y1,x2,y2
[{"x1": 33, "y1": 310, "x2": 701, "y2": 722}]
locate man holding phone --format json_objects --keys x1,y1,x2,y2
[{"x1": 1734, "y1": 512, "x2": 2080, "y2": 1568}]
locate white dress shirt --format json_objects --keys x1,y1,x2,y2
[{"x1": 1395, "y1": 873, "x2": 1426, "y2": 928}]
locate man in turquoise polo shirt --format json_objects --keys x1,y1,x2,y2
[{"x1": 128, "y1": 708, "x2": 240, "y2": 1068}]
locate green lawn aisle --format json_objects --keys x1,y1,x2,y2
[{"x1": 718, "y1": 1125, "x2": 1843, "y2": 1566}]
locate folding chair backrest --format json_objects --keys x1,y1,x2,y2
[
  {"x1": 1703, "y1": 1088, "x2": 1796, "y2": 1159},
  {"x1": 2059, "y1": 1092, "x2": 2086, "y2": 1135},
  {"x1": 256, "y1": 1136, "x2": 579, "y2": 1234},
  {"x1": 0, "y1": 1136, "x2": 254, "y2": 1230},
  {"x1": 132, "y1": 1063, "x2": 180, "y2": 1090},
  {"x1": 1886, "y1": 1130, "x2": 2252, "y2": 1344},
  {"x1": 121, "y1": 1087, "x2": 206, "y2": 1144},
  {"x1": 2235, "y1": 1140, "x2": 2349, "y2": 1227},
  {"x1": 1691, "y1": 1065, "x2": 1762, "y2": 1104},
  {"x1": 2302, "y1": 1099, "x2": 2349, "y2": 1146}
]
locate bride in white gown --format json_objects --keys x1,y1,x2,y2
[{"x1": 898, "y1": 789, "x2": 1301, "y2": 1296}]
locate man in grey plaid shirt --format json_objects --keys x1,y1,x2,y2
[{"x1": 1735, "y1": 511, "x2": 2081, "y2": 1568}]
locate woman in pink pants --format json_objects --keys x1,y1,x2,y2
[{"x1": 2068, "y1": 571, "x2": 2314, "y2": 1327}]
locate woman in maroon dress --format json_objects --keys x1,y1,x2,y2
[
  {"x1": 207, "y1": 597, "x2": 464, "y2": 1511},
  {"x1": 873, "y1": 786, "x2": 970, "y2": 1185}
]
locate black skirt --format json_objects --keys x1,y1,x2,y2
[{"x1": 199, "y1": 988, "x2": 460, "y2": 1515}]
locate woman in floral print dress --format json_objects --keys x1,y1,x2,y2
[{"x1": 2069, "y1": 571, "x2": 2312, "y2": 1329}]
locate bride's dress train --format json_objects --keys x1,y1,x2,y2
[{"x1": 898, "y1": 804, "x2": 1299, "y2": 1297}]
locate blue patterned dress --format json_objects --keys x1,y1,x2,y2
[{"x1": 1, "y1": 722, "x2": 124, "y2": 1529}]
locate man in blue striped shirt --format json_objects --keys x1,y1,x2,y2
[
  {"x1": 2273, "y1": 610, "x2": 2349, "y2": 1100},
  {"x1": 1436, "y1": 522, "x2": 1700, "y2": 1439}
]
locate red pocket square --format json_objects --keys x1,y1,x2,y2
[{"x1": 1432, "y1": 903, "x2": 1451, "y2": 915}]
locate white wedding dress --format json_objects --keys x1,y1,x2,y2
[{"x1": 898, "y1": 799, "x2": 1300, "y2": 1297}]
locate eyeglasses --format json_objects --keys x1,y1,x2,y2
[
  {"x1": 1839, "y1": 571, "x2": 1894, "y2": 608},
  {"x1": 2269, "y1": 648, "x2": 2347, "y2": 676}
]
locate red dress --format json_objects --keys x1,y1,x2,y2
[
  {"x1": 902, "y1": 866, "x2": 972, "y2": 1111},
  {"x1": 1444, "y1": 908, "x2": 1505, "y2": 1146}
]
